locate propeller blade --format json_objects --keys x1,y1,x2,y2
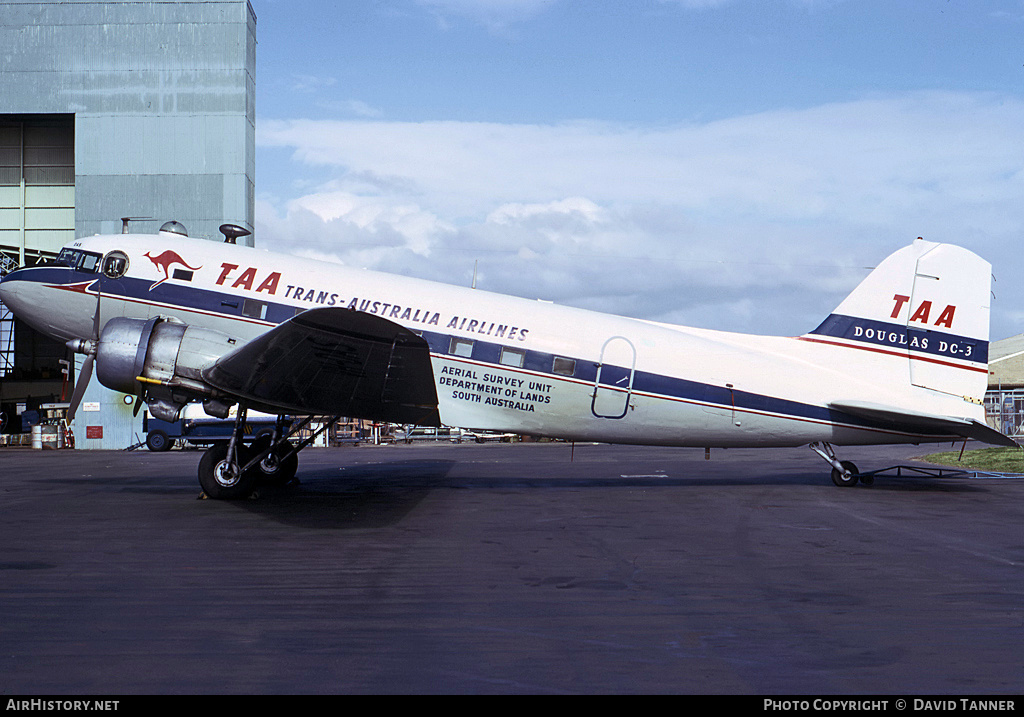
[
  {"x1": 91, "y1": 279, "x2": 101, "y2": 339},
  {"x1": 67, "y1": 354, "x2": 94, "y2": 422},
  {"x1": 133, "y1": 382, "x2": 145, "y2": 417},
  {"x1": 66, "y1": 281, "x2": 102, "y2": 423}
]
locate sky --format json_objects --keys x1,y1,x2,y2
[{"x1": 248, "y1": 0, "x2": 1024, "y2": 340}]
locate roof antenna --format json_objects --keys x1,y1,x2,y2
[
  {"x1": 219, "y1": 224, "x2": 252, "y2": 244},
  {"x1": 120, "y1": 217, "x2": 152, "y2": 234}
]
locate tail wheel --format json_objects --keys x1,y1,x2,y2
[{"x1": 831, "y1": 460, "x2": 859, "y2": 487}]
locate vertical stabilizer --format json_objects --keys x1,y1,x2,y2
[{"x1": 803, "y1": 238, "x2": 991, "y2": 402}]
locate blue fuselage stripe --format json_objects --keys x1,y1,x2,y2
[
  {"x1": 6, "y1": 267, "x2": 940, "y2": 437},
  {"x1": 809, "y1": 313, "x2": 987, "y2": 364}
]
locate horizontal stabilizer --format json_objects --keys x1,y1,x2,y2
[
  {"x1": 202, "y1": 307, "x2": 440, "y2": 425},
  {"x1": 829, "y1": 400, "x2": 1018, "y2": 448}
]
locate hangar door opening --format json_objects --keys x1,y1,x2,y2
[
  {"x1": 0, "y1": 115, "x2": 74, "y2": 386},
  {"x1": 0, "y1": 114, "x2": 75, "y2": 265}
]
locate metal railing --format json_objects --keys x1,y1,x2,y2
[
  {"x1": 0, "y1": 251, "x2": 19, "y2": 377},
  {"x1": 985, "y1": 388, "x2": 1024, "y2": 438}
]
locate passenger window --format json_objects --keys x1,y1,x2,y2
[
  {"x1": 552, "y1": 357, "x2": 576, "y2": 376},
  {"x1": 449, "y1": 337, "x2": 474, "y2": 358},
  {"x1": 102, "y1": 250, "x2": 129, "y2": 278},
  {"x1": 499, "y1": 347, "x2": 526, "y2": 368},
  {"x1": 243, "y1": 299, "x2": 268, "y2": 320}
]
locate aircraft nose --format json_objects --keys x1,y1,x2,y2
[
  {"x1": 0, "y1": 269, "x2": 26, "y2": 313},
  {"x1": 0, "y1": 270, "x2": 16, "y2": 307},
  {"x1": 0, "y1": 267, "x2": 68, "y2": 341},
  {"x1": 0, "y1": 266, "x2": 99, "y2": 342}
]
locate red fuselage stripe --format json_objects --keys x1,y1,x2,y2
[{"x1": 797, "y1": 336, "x2": 988, "y2": 374}]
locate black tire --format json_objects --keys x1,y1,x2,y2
[
  {"x1": 146, "y1": 429, "x2": 173, "y2": 452},
  {"x1": 831, "y1": 460, "x2": 859, "y2": 487},
  {"x1": 198, "y1": 443, "x2": 255, "y2": 500},
  {"x1": 256, "y1": 443, "x2": 299, "y2": 486}
]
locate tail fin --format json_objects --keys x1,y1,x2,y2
[{"x1": 803, "y1": 238, "x2": 992, "y2": 402}]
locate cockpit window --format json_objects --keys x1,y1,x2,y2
[
  {"x1": 55, "y1": 248, "x2": 102, "y2": 273},
  {"x1": 101, "y1": 250, "x2": 129, "y2": 279},
  {"x1": 78, "y1": 253, "x2": 100, "y2": 273},
  {"x1": 55, "y1": 249, "x2": 75, "y2": 267}
]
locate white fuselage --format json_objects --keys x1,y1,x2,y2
[{"x1": 0, "y1": 233, "x2": 988, "y2": 448}]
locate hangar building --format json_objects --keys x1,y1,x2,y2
[
  {"x1": 985, "y1": 335, "x2": 1024, "y2": 439},
  {"x1": 0, "y1": 0, "x2": 257, "y2": 448}
]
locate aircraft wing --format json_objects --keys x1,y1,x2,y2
[
  {"x1": 829, "y1": 400, "x2": 1018, "y2": 447},
  {"x1": 201, "y1": 307, "x2": 441, "y2": 425}
]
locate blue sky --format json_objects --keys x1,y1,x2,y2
[{"x1": 248, "y1": 0, "x2": 1024, "y2": 339}]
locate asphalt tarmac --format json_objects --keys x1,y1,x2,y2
[{"x1": 1, "y1": 440, "x2": 1022, "y2": 695}]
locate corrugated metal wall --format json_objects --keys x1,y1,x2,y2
[
  {"x1": 0, "y1": 1, "x2": 257, "y2": 448},
  {"x1": 0, "y1": 0, "x2": 256, "y2": 246}
]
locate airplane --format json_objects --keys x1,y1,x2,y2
[{"x1": 0, "y1": 221, "x2": 1015, "y2": 499}]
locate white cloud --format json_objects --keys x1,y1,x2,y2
[
  {"x1": 314, "y1": 99, "x2": 384, "y2": 118},
  {"x1": 290, "y1": 74, "x2": 336, "y2": 94},
  {"x1": 261, "y1": 190, "x2": 453, "y2": 261},
  {"x1": 256, "y1": 91, "x2": 1024, "y2": 337},
  {"x1": 415, "y1": 0, "x2": 557, "y2": 28},
  {"x1": 656, "y1": 0, "x2": 735, "y2": 8},
  {"x1": 260, "y1": 92, "x2": 1024, "y2": 221},
  {"x1": 487, "y1": 197, "x2": 608, "y2": 226}
]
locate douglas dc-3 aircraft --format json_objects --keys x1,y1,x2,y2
[{"x1": 0, "y1": 221, "x2": 1015, "y2": 498}]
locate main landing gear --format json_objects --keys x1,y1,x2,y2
[
  {"x1": 809, "y1": 442, "x2": 873, "y2": 487},
  {"x1": 197, "y1": 409, "x2": 342, "y2": 500}
]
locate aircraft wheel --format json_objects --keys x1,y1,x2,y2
[
  {"x1": 198, "y1": 443, "x2": 255, "y2": 499},
  {"x1": 258, "y1": 443, "x2": 299, "y2": 486},
  {"x1": 831, "y1": 460, "x2": 859, "y2": 487},
  {"x1": 146, "y1": 429, "x2": 173, "y2": 452},
  {"x1": 246, "y1": 434, "x2": 299, "y2": 486}
]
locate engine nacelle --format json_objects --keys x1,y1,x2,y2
[{"x1": 95, "y1": 317, "x2": 240, "y2": 421}]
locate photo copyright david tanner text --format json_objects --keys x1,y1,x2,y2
[{"x1": 764, "y1": 699, "x2": 1016, "y2": 712}]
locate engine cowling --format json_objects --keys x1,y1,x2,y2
[{"x1": 95, "y1": 316, "x2": 240, "y2": 420}]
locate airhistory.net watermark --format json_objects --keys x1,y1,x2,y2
[{"x1": 5, "y1": 700, "x2": 119, "y2": 712}]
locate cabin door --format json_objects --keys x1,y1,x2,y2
[{"x1": 591, "y1": 336, "x2": 636, "y2": 419}]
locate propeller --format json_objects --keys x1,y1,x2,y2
[{"x1": 66, "y1": 281, "x2": 101, "y2": 422}]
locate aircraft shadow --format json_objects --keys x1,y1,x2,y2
[
  {"x1": 233, "y1": 457, "x2": 991, "y2": 528},
  {"x1": 233, "y1": 459, "x2": 458, "y2": 529}
]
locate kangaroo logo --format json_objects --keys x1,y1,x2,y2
[{"x1": 144, "y1": 250, "x2": 203, "y2": 290}]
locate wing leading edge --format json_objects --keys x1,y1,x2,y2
[
  {"x1": 829, "y1": 400, "x2": 1018, "y2": 448},
  {"x1": 202, "y1": 307, "x2": 441, "y2": 425}
]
